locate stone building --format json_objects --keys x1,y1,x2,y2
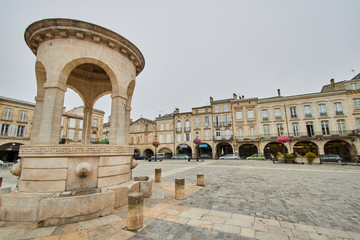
[
  {"x1": 129, "y1": 75, "x2": 360, "y2": 161},
  {"x1": 0, "y1": 96, "x2": 34, "y2": 161},
  {"x1": 59, "y1": 106, "x2": 104, "y2": 144},
  {"x1": 0, "y1": 96, "x2": 105, "y2": 161}
]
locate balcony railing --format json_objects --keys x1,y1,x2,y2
[
  {"x1": 176, "y1": 127, "x2": 182, "y2": 133},
  {"x1": 213, "y1": 121, "x2": 232, "y2": 127},
  {"x1": 236, "y1": 135, "x2": 259, "y2": 141},
  {"x1": 213, "y1": 135, "x2": 233, "y2": 141},
  {"x1": 184, "y1": 127, "x2": 191, "y2": 132}
]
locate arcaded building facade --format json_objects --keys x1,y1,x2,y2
[{"x1": 129, "y1": 75, "x2": 360, "y2": 161}]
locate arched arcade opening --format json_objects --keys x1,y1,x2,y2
[
  {"x1": 176, "y1": 144, "x2": 192, "y2": 158},
  {"x1": 293, "y1": 141, "x2": 318, "y2": 157},
  {"x1": 239, "y1": 144, "x2": 257, "y2": 159},
  {"x1": 216, "y1": 142, "x2": 233, "y2": 158},
  {"x1": 324, "y1": 140, "x2": 352, "y2": 161}
]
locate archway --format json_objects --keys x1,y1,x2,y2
[
  {"x1": 176, "y1": 144, "x2": 192, "y2": 158},
  {"x1": 263, "y1": 142, "x2": 284, "y2": 159},
  {"x1": 293, "y1": 141, "x2": 318, "y2": 157},
  {"x1": 0, "y1": 143, "x2": 23, "y2": 162},
  {"x1": 198, "y1": 143, "x2": 212, "y2": 158},
  {"x1": 239, "y1": 144, "x2": 257, "y2": 159},
  {"x1": 144, "y1": 149, "x2": 154, "y2": 159},
  {"x1": 216, "y1": 142, "x2": 233, "y2": 158},
  {"x1": 159, "y1": 147, "x2": 173, "y2": 158},
  {"x1": 324, "y1": 140, "x2": 351, "y2": 161}
]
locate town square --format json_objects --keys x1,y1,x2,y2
[{"x1": 1, "y1": 1, "x2": 360, "y2": 239}]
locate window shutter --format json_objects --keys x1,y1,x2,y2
[{"x1": 24, "y1": 126, "x2": 28, "y2": 137}]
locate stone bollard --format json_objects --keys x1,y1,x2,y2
[
  {"x1": 155, "y1": 168, "x2": 161, "y2": 182},
  {"x1": 197, "y1": 174, "x2": 205, "y2": 186},
  {"x1": 127, "y1": 192, "x2": 144, "y2": 230},
  {"x1": 175, "y1": 178, "x2": 185, "y2": 200}
]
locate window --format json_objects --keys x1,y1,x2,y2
[
  {"x1": 214, "y1": 105, "x2": 220, "y2": 113},
  {"x1": 274, "y1": 108, "x2": 281, "y2": 119},
  {"x1": 68, "y1": 129, "x2": 75, "y2": 140},
  {"x1": 262, "y1": 109, "x2": 269, "y2": 120},
  {"x1": 195, "y1": 131, "x2": 200, "y2": 139},
  {"x1": 318, "y1": 104, "x2": 327, "y2": 116},
  {"x1": 185, "y1": 133, "x2": 191, "y2": 142},
  {"x1": 304, "y1": 105, "x2": 312, "y2": 117},
  {"x1": 334, "y1": 102, "x2": 343, "y2": 115},
  {"x1": 16, "y1": 125, "x2": 25, "y2": 137},
  {"x1": 214, "y1": 116, "x2": 221, "y2": 127},
  {"x1": 354, "y1": 99, "x2": 360, "y2": 110},
  {"x1": 236, "y1": 111, "x2": 243, "y2": 122},
  {"x1": 224, "y1": 115, "x2": 230, "y2": 126},
  {"x1": 337, "y1": 120, "x2": 346, "y2": 135},
  {"x1": 79, "y1": 120, "x2": 83, "y2": 129},
  {"x1": 69, "y1": 118, "x2": 76, "y2": 128},
  {"x1": 204, "y1": 116, "x2": 211, "y2": 126},
  {"x1": 276, "y1": 123, "x2": 284, "y2": 136},
  {"x1": 135, "y1": 125, "x2": 140, "y2": 132},
  {"x1": 145, "y1": 124, "x2": 149, "y2": 132},
  {"x1": 292, "y1": 122, "x2": 300, "y2": 137},
  {"x1": 263, "y1": 124, "x2": 270, "y2": 138},
  {"x1": 238, "y1": 128, "x2": 243, "y2": 140},
  {"x1": 225, "y1": 128, "x2": 231, "y2": 140},
  {"x1": 91, "y1": 132, "x2": 97, "y2": 142},
  {"x1": 78, "y1": 130, "x2": 82, "y2": 141},
  {"x1": 357, "y1": 118, "x2": 360, "y2": 130},
  {"x1": 185, "y1": 120, "x2": 190, "y2": 131},
  {"x1": 166, "y1": 123, "x2": 170, "y2": 130},
  {"x1": 1, "y1": 124, "x2": 9, "y2": 136},
  {"x1": 160, "y1": 124, "x2": 164, "y2": 131},
  {"x1": 205, "y1": 108, "x2": 208, "y2": 113},
  {"x1": 177, "y1": 121, "x2": 181, "y2": 132},
  {"x1": 195, "y1": 109, "x2": 199, "y2": 114},
  {"x1": 195, "y1": 118, "x2": 199, "y2": 127},
  {"x1": 177, "y1": 134, "x2": 181, "y2": 142},
  {"x1": 205, "y1": 130, "x2": 210, "y2": 140},
  {"x1": 223, "y1": 104, "x2": 228, "y2": 112},
  {"x1": 351, "y1": 83, "x2": 358, "y2": 90},
  {"x1": 19, "y1": 111, "x2": 27, "y2": 122},
  {"x1": 321, "y1": 120, "x2": 330, "y2": 136},
  {"x1": 306, "y1": 121, "x2": 314, "y2": 137},
  {"x1": 250, "y1": 127, "x2": 255, "y2": 139},
  {"x1": 215, "y1": 129, "x2": 221, "y2": 140},
  {"x1": 247, "y1": 110, "x2": 254, "y2": 121},
  {"x1": 166, "y1": 134, "x2": 171, "y2": 143},
  {"x1": 92, "y1": 119, "x2": 98, "y2": 127},
  {"x1": 159, "y1": 135, "x2": 164, "y2": 143},
  {"x1": 3, "y1": 108, "x2": 12, "y2": 120},
  {"x1": 290, "y1": 107, "x2": 297, "y2": 118}
]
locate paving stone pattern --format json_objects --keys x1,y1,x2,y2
[{"x1": 0, "y1": 160, "x2": 359, "y2": 239}]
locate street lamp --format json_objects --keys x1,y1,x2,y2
[{"x1": 193, "y1": 138, "x2": 202, "y2": 161}]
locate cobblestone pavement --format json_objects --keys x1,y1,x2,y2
[{"x1": 0, "y1": 160, "x2": 359, "y2": 239}]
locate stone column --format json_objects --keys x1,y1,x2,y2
[
  {"x1": 82, "y1": 105, "x2": 93, "y2": 144},
  {"x1": 127, "y1": 192, "x2": 144, "y2": 230},
  {"x1": 30, "y1": 96, "x2": 44, "y2": 144},
  {"x1": 37, "y1": 84, "x2": 65, "y2": 144},
  {"x1": 197, "y1": 174, "x2": 205, "y2": 186},
  {"x1": 155, "y1": 168, "x2": 161, "y2": 182},
  {"x1": 175, "y1": 178, "x2": 185, "y2": 200},
  {"x1": 108, "y1": 95, "x2": 127, "y2": 144}
]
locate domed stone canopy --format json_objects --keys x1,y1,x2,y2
[{"x1": 24, "y1": 18, "x2": 145, "y2": 75}]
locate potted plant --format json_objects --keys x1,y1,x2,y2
[
  {"x1": 305, "y1": 152, "x2": 317, "y2": 165},
  {"x1": 276, "y1": 136, "x2": 291, "y2": 163}
]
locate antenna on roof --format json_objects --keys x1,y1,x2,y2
[{"x1": 351, "y1": 69, "x2": 355, "y2": 76}]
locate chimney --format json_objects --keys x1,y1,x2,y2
[
  {"x1": 210, "y1": 96, "x2": 213, "y2": 103},
  {"x1": 330, "y1": 78, "x2": 335, "y2": 85},
  {"x1": 174, "y1": 108, "x2": 179, "y2": 114},
  {"x1": 242, "y1": 95, "x2": 244, "y2": 99},
  {"x1": 233, "y1": 93, "x2": 237, "y2": 100},
  {"x1": 277, "y1": 89, "x2": 281, "y2": 97}
]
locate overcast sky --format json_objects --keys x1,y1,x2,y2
[{"x1": 1, "y1": 0, "x2": 360, "y2": 121}]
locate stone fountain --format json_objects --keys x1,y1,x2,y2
[{"x1": 0, "y1": 18, "x2": 148, "y2": 226}]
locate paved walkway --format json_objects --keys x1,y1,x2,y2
[{"x1": 0, "y1": 160, "x2": 359, "y2": 239}]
